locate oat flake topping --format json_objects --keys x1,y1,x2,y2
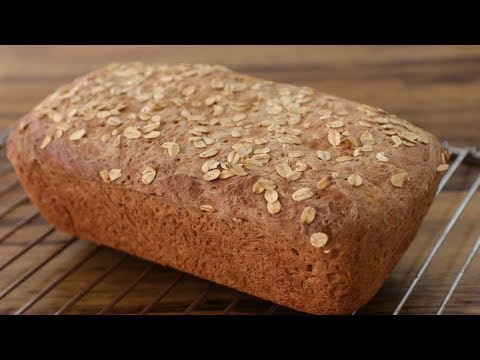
[{"x1": 30, "y1": 62, "x2": 444, "y2": 247}]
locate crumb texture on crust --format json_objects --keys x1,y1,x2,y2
[{"x1": 7, "y1": 63, "x2": 447, "y2": 314}]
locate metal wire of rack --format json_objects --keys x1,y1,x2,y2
[{"x1": 0, "y1": 126, "x2": 479, "y2": 315}]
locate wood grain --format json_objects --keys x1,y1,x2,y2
[
  {"x1": 1, "y1": 46, "x2": 480, "y2": 146},
  {"x1": 0, "y1": 166, "x2": 478, "y2": 315},
  {"x1": 0, "y1": 46, "x2": 479, "y2": 314}
]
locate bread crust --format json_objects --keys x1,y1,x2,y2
[{"x1": 6, "y1": 63, "x2": 444, "y2": 314}]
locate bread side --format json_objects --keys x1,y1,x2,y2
[{"x1": 6, "y1": 63, "x2": 447, "y2": 313}]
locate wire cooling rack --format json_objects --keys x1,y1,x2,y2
[{"x1": 0, "y1": 127, "x2": 479, "y2": 315}]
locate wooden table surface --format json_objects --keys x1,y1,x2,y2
[
  {"x1": 0, "y1": 45, "x2": 479, "y2": 315},
  {"x1": 1, "y1": 45, "x2": 480, "y2": 145}
]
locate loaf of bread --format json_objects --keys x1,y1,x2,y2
[{"x1": 6, "y1": 63, "x2": 449, "y2": 314}]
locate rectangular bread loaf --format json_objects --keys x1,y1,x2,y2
[{"x1": 6, "y1": 63, "x2": 448, "y2": 314}]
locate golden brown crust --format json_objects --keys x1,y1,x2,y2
[{"x1": 6, "y1": 63, "x2": 446, "y2": 314}]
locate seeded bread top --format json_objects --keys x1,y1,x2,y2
[{"x1": 14, "y1": 62, "x2": 447, "y2": 251}]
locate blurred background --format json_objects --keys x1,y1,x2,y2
[
  {"x1": 1, "y1": 45, "x2": 479, "y2": 146},
  {"x1": 0, "y1": 46, "x2": 479, "y2": 314}
]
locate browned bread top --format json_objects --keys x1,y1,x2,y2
[{"x1": 9, "y1": 62, "x2": 448, "y2": 255}]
